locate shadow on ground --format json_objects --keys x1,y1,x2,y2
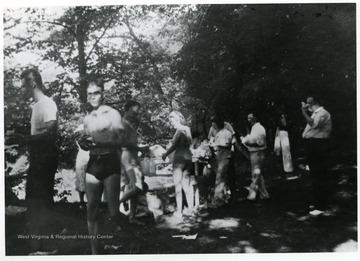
[{"x1": 5, "y1": 159, "x2": 357, "y2": 255}]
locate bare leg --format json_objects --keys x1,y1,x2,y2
[
  {"x1": 172, "y1": 167, "x2": 183, "y2": 216},
  {"x1": 103, "y1": 174, "x2": 120, "y2": 217},
  {"x1": 182, "y1": 169, "x2": 194, "y2": 213},
  {"x1": 85, "y1": 173, "x2": 104, "y2": 255},
  {"x1": 194, "y1": 184, "x2": 200, "y2": 210},
  {"x1": 120, "y1": 151, "x2": 142, "y2": 205},
  {"x1": 119, "y1": 168, "x2": 142, "y2": 203}
]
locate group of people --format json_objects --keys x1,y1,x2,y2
[{"x1": 5, "y1": 67, "x2": 333, "y2": 255}]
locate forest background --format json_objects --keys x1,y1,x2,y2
[{"x1": 3, "y1": 3, "x2": 356, "y2": 200}]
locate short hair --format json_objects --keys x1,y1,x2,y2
[
  {"x1": 20, "y1": 68, "x2": 44, "y2": 91},
  {"x1": 248, "y1": 113, "x2": 258, "y2": 122},
  {"x1": 86, "y1": 77, "x2": 105, "y2": 92},
  {"x1": 211, "y1": 115, "x2": 224, "y2": 129},
  {"x1": 169, "y1": 111, "x2": 186, "y2": 125},
  {"x1": 124, "y1": 100, "x2": 141, "y2": 112},
  {"x1": 307, "y1": 95, "x2": 321, "y2": 105}
]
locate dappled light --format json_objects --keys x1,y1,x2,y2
[
  {"x1": 227, "y1": 240, "x2": 258, "y2": 253},
  {"x1": 346, "y1": 224, "x2": 357, "y2": 232},
  {"x1": 3, "y1": 3, "x2": 357, "y2": 256},
  {"x1": 155, "y1": 214, "x2": 201, "y2": 232},
  {"x1": 208, "y1": 218, "x2": 240, "y2": 231},
  {"x1": 333, "y1": 239, "x2": 357, "y2": 252},
  {"x1": 260, "y1": 232, "x2": 281, "y2": 239},
  {"x1": 276, "y1": 246, "x2": 292, "y2": 253},
  {"x1": 335, "y1": 190, "x2": 355, "y2": 200},
  {"x1": 197, "y1": 235, "x2": 216, "y2": 245}
]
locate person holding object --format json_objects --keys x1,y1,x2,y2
[
  {"x1": 5, "y1": 68, "x2": 59, "y2": 254},
  {"x1": 162, "y1": 111, "x2": 194, "y2": 219},
  {"x1": 208, "y1": 116, "x2": 233, "y2": 207},
  {"x1": 301, "y1": 96, "x2": 332, "y2": 214},
  {"x1": 75, "y1": 78, "x2": 137, "y2": 254},
  {"x1": 241, "y1": 113, "x2": 270, "y2": 201},
  {"x1": 274, "y1": 114, "x2": 294, "y2": 175}
]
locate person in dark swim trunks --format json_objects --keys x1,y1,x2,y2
[{"x1": 76, "y1": 78, "x2": 136, "y2": 254}]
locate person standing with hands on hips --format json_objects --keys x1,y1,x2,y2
[{"x1": 301, "y1": 96, "x2": 332, "y2": 215}]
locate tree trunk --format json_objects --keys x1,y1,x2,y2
[{"x1": 75, "y1": 9, "x2": 88, "y2": 108}]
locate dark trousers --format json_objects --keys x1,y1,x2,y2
[
  {"x1": 26, "y1": 144, "x2": 58, "y2": 251},
  {"x1": 27, "y1": 145, "x2": 58, "y2": 207},
  {"x1": 304, "y1": 138, "x2": 331, "y2": 209}
]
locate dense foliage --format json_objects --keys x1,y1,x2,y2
[{"x1": 3, "y1": 4, "x2": 356, "y2": 169}]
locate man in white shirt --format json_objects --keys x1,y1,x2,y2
[
  {"x1": 208, "y1": 117, "x2": 239, "y2": 202},
  {"x1": 209, "y1": 116, "x2": 233, "y2": 207},
  {"x1": 241, "y1": 113, "x2": 269, "y2": 201},
  {"x1": 301, "y1": 96, "x2": 332, "y2": 213},
  {"x1": 6, "y1": 68, "x2": 58, "y2": 253}
]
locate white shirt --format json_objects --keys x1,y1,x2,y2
[
  {"x1": 302, "y1": 107, "x2": 332, "y2": 139},
  {"x1": 208, "y1": 121, "x2": 235, "y2": 140},
  {"x1": 208, "y1": 121, "x2": 236, "y2": 151},
  {"x1": 213, "y1": 128, "x2": 232, "y2": 159},
  {"x1": 31, "y1": 96, "x2": 58, "y2": 135},
  {"x1": 242, "y1": 122, "x2": 267, "y2": 152}
]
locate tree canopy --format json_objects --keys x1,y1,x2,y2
[{"x1": 3, "y1": 4, "x2": 356, "y2": 167}]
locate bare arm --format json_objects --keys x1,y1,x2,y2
[
  {"x1": 163, "y1": 131, "x2": 181, "y2": 159},
  {"x1": 6, "y1": 121, "x2": 57, "y2": 147},
  {"x1": 301, "y1": 102, "x2": 314, "y2": 126}
]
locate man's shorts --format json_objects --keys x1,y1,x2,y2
[{"x1": 87, "y1": 153, "x2": 120, "y2": 181}]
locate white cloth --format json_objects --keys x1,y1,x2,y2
[
  {"x1": 274, "y1": 128, "x2": 293, "y2": 173},
  {"x1": 30, "y1": 96, "x2": 58, "y2": 135}
]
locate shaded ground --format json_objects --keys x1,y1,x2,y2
[{"x1": 5, "y1": 153, "x2": 358, "y2": 255}]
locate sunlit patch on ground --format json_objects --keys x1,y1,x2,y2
[
  {"x1": 297, "y1": 215, "x2": 311, "y2": 222},
  {"x1": 286, "y1": 211, "x2": 297, "y2": 217},
  {"x1": 346, "y1": 224, "x2": 357, "y2": 232},
  {"x1": 208, "y1": 218, "x2": 240, "y2": 231},
  {"x1": 333, "y1": 239, "x2": 358, "y2": 252},
  {"x1": 197, "y1": 236, "x2": 216, "y2": 245},
  {"x1": 155, "y1": 214, "x2": 200, "y2": 232},
  {"x1": 335, "y1": 190, "x2": 354, "y2": 199},
  {"x1": 227, "y1": 240, "x2": 258, "y2": 253},
  {"x1": 331, "y1": 164, "x2": 357, "y2": 170},
  {"x1": 277, "y1": 245, "x2": 292, "y2": 252},
  {"x1": 260, "y1": 232, "x2": 281, "y2": 238}
]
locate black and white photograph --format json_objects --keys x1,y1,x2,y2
[{"x1": 1, "y1": 0, "x2": 358, "y2": 259}]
